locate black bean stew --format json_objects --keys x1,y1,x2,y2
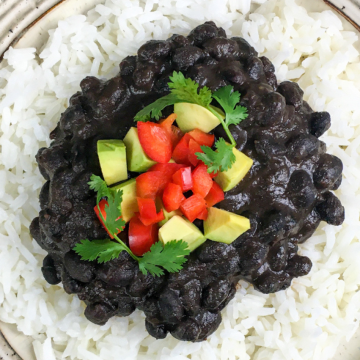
[{"x1": 30, "y1": 22, "x2": 344, "y2": 341}]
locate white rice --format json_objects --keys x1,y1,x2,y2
[{"x1": 0, "y1": 0, "x2": 360, "y2": 359}]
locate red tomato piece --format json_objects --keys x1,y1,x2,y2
[
  {"x1": 94, "y1": 199, "x2": 123, "y2": 239},
  {"x1": 137, "y1": 197, "x2": 165, "y2": 226},
  {"x1": 159, "y1": 114, "x2": 183, "y2": 147},
  {"x1": 172, "y1": 167, "x2": 193, "y2": 192},
  {"x1": 205, "y1": 181, "x2": 225, "y2": 207},
  {"x1": 137, "y1": 121, "x2": 172, "y2": 163},
  {"x1": 188, "y1": 139, "x2": 203, "y2": 167},
  {"x1": 136, "y1": 171, "x2": 168, "y2": 199},
  {"x1": 180, "y1": 194, "x2": 207, "y2": 223},
  {"x1": 149, "y1": 163, "x2": 187, "y2": 183},
  {"x1": 192, "y1": 163, "x2": 213, "y2": 198},
  {"x1": 197, "y1": 208, "x2": 208, "y2": 220},
  {"x1": 139, "y1": 210, "x2": 165, "y2": 226},
  {"x1": 129, "y1": 215, "x2": 158, "y2": 256},
  {"x1": 188, "y1": 129, "x2": 215, "y2": 147},
  {"x1": 172, "y1": 133, "x2": 193, "y2": 165},
  {"x1": 162, "y1": 183, "x2": 186, "y2": 212}
]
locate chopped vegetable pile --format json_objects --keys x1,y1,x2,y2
[{"x1": 74, "y1": 72, "x2": 252, "y2": 277}]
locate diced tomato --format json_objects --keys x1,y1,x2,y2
[
  {"x1": 180, "y1": 194, "x2": 207, "y2": 222},
  {"x1": 188, "y1": 129, "x2": 215, "y2": 147},
  {"x1": 159, "y1": 114, "x2": 183, "y2": 147},
  {"x1": 205, "y1": 181, "x2": 225, "y2": 207},
  {"x1": 137, "y1": 121, "x2": 172, "y2": 163},
  {"x1": 129, "y1": 214, "x2": 158, "y2": 256},
  {"x1": 172, "y1": 167, "x2": 193, "y2": 192},
  {"x1": 197, "y1": 208, "x2": 208, "y2": 220},
  {"x1": 188, "y1": 139, "x2": 203, "y2": 167},
  {"x1": 162, "y1": 183, "x2": 186, "y2": 212},
  {"x1": 149, "y1": 163, "x2": 187, "y2": 183},
  {"x1": 136, "y1": 171, "x2": 168, "y2": 200},
  {"x1": 137, "y1": 197, "x2": 165, "y2": 226},
  {"x1": 172, "y1": 133, "x2": 193, "y2": 165},
  {"x1": 94, "y1": 199, "x2": 123, "y2": 239},
  {"x1": 192, "y1": 163, "x2": 213, "y2": 198}
]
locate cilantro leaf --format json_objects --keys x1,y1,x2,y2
[
  {"x1": 88, "y1": 174, "x2": 112, "y2": 204},
  {"x1": 74, "y1": 239, "x2": 127, "y2": 263},
  {"x1": 138, "y1": 240, "x2": 190, "y2": 277},
  {"x1": 168, "y1": 71, "x2": 212, "y2": 108},
  {"x1": 212, "y1": 85, "x2": 248, "y2": 127},
  {"x1": 134, "y1": 94, "x2": 182, "y2": 122},
  {"x1": 134, "y1": 71, "x2": 212, "y2": 122},
  {"x1": 196, "y1": 138, "x2": 236, "y2": 173},
  {"x1": 101, "y1": 189, "x2": 126, "y2": 235}
]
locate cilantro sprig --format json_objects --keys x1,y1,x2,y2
[
  {"x1": 134, "y1": 72, "x2": 248, "y2": 173},
  {"x1": 73, "y1": 175, "x2": 190, "y2": 276}
]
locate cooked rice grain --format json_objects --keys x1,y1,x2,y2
[{"x1": 0, "y1": 0, "x2": 359, "y2": 359}]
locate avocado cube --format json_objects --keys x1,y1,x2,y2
[
  {"x1": 215, "y1": 147, "x2": 253, "y2": 191},
  {"x1": 204, "y1": 207, "x2": 250, "y2": 244},
  {"x1": 111, "y1": 178, "x2": 138, "y2": 223},
  {"x1": 159, "y1": 215, "x2": 206, "y2": 252},
  {"x1": 123, "y1": 127, "x2": 156, "y2": 172},
  {"x1": 97, "y1": 139, "x2": 128, "y2": 186},
  {"x1": 174, "y1": 103, "x2": 225, "y2": 133},
  {"x1": 159, "y1": 205, "x2": 182, "y2": 227}
]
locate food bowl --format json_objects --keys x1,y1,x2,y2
[{"x1": 0, "y1": 0, "x2": 359, "y2": 359}]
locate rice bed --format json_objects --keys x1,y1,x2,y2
[{"x1": 0, "y1": 0, "x2": 360, "y2": 359}]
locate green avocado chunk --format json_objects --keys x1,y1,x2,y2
[
  {"x1": 215, "y1": 147, "x2": 253, "y2": 191},
  {"x1": 159, "y1": 215, "x2": 206, "y2": 252},
  {"x1": 174, "y1": 103, "x2": 225, "y2": 133},
  {"x1": 111, "y1": 178, "x2": 138, "y2": 223},
  {"x1": 97, "y1": 139, "x2": 128, "y2": 186},
  {"x1": 158, "y1": 203, "x2": 182, "y2": 227},
  {"x1": 204, "y1": 207, "x2": 250, "y2": 244},
  {"x1": 123, "y1": 127, "x2": 156, "y2": 172}
]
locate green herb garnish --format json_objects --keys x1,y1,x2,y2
[
  {"x1": 73, "y1": 175, "x2": 190, "y2": 276},
  {"x1": 134, "y1": 72, "x2": 248, "y2": 173}
]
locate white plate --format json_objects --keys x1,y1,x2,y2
[{"x1": 0, "y1": 0, "x2": 359, "y2": 359}]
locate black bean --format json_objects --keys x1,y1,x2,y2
[
  {"x1": 316, "y1": 192, "x2": 345, "y2": 225},
  {"x1": 257, "y1": 92, "x2": 286, "y2": 126},
  {"x1": 85, "y1": 303, "x2": 114, "y2": 325},
  {"x1": 127, "y1": 271, "x2": 155, "y2": 297},
  {"x1": 120, "y1": 55, "x2": 137, "y2": 76},
  {"x1": 62, "y1": 269, "x2": 84, "y2": 294},
  {"x1": 267, "y1": 241, "x2": 287, "y2": 272},
  {"x1": 254, "y1": 271, "x2": 292, "y2": 293},
  {"x1": 231, "y1": 37, "x2": 258, "y2": 59},
  {"x1": 180, "y1": 279, "x2": 202, "y2": 315},
  {"x1": 188, "y1": 22, "x2": 222, "y2": 46},
  {"x1": 194, "y1": 310, "x2": 222, "y2": 341},
  {"x1": 203, "y1": 38, "x2": 239, "y2": 60},
  {"x1": 172, "y1": 46, "x2": 205, "y2": 71},
  {"x1": 331, "y1": 174, "x2": 342, "y2": 190},
  {"x1": 158, "y1": 289, "x2": 184, "y2": 324},
  {"x1": 221, "y1": 61, "x2": 246, "y2": 85},
  {"x1": 214, "y1": 124, "x2": 247, "y2": 151},
  {"x1": 246, "y1": 56, "x2": 265, "y2": 81},
  {"x1": 64, "y1": 251, "x2": 95, "y2": 283},
  {"x1": 286, "y1": 255, "x2": 312, "y2": 277},
  {"x1": 96, "y1": 253, "x2": 136, "y2": 287},
  {"x1": 254, "y1": 138, "x2": 286, "y2": 158},
  {"x1": 202, "y1": 279, "x2": 232, "y2": 311},
  {"x1": 260, "y1": 56, "x2": 275, "y2": 73},
  {"x1": 237, "y1": 241, "x2": 268, "y2": 274},
  {"x1": 171, "y1": 318, "x2": 200, "y2": 341},
  {"x1": 137, "y1": 40, "x2": 171, "y2": 61},
  {"x1": 145, "y1": 320, "x2": 168, "y2": 339},
  {"x1": 313, "y1": 154, "x2": 343, "y2": 190},
  {"x1": 287, "y1": 170, "x2": 317, "y2": 208},
  {"x1": 287, "y1": 134, "x2": 320, "y2": 160},
  {"x1": 168, "y1": 34, "x2": 190, "y2": 49},
  {"x1": 277, "y1": 81, "x2": 304, "y2": 110},
  {"x1": 310, "y1": 112, "x2": 331, "y2": 138},
  {"x1": 41, "y1": 255, "x2": 61, "y2": 285}
]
